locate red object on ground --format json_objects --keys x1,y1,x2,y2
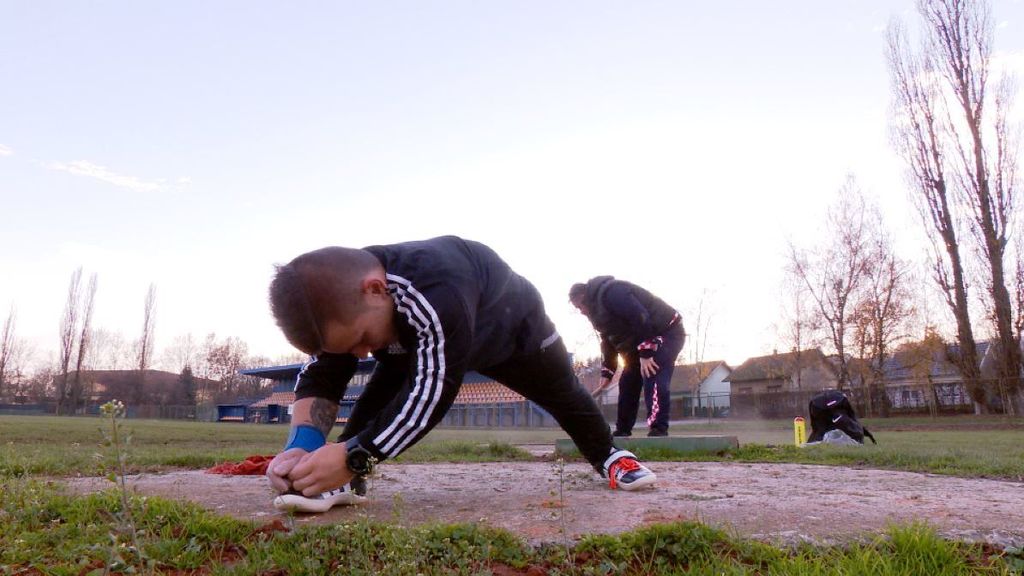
[{"x1": 207, "y1": 455, "x2": 274, "y2": 475}]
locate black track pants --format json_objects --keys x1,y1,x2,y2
[{"x1": 480, "y1": 336, "x2": 613, "y2": 472}]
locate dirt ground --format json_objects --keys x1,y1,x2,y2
[{"x1": 62, "y1": 454, "x2": 1024, "y2": 548}]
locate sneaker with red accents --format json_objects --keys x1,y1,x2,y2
[
  {"x1": 603, "y1": 449, "x2": 656, "y2": 491},
  {"x1": 273, "y1": 483, "x2": 366, "y2": 513}
]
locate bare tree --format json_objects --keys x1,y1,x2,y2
[
  {"x1": 274, "y1": 351, "x2": 310, "y2": 366},
  {"x1": 161, "y1": 333, "x2": 200, "y2": 373},
  {"x1": 887, "y1": 12, "x2": 982, "y2": 410},
  {"x1": 56, "y1": 268, "x2": 83, "y2": 415},
  {"x1": 237, "y1": 354, "x2": 272, "y2": 399},
  {"x1": 3, "y1": 341, "x2": 35, "y2": 402},
  {"x1": 788, "y1": 176, "x2": 872, "y2": 391},
  {"x1": 134, "y1": 283, "x2": 157, "y2": 404},
  {"x1": 934, "y1": 0, "x2": 1021, "y2": 415},
  {"x1": 202, "y1": 334, "x2": 249, "y2": 401},
  {"x1": 1004, "y1": 234, "x2": 1024, "y2": 412},
  {"x1": 21, "y1": 364, "x2": 54, "y2": 404},
  {"x1": 780, "y1": 266, "x2": 822, "y2": 391},
  {"x1": 856, "y1": 212, "x2": 917, "y2": 416},
  {"x1": 0, "y1": 305, "x2": 22, "y2": 401},
  {"x1": 887, "y1": 0, "x2": 1021, "y2": 414},
  {"x1": 90, "y1": 329, "x2": 132, "y2": 370},
  {"x1": 1014, "y1": 236, "x2": 1024, "y2": 354},
  {"x1": 68, "y1": 273, "x2": 98, "y2": 412},
  {"x1": 686, "y1": 289, "x2": 715, "y2": 415},
  {"x1": 898, "y1": 327, "x2": 949, "y2": 416},
  {"x1": 850, "y1": 300, "x2": 875, "y2": 400}
]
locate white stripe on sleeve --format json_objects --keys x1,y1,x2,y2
[{"x1": 373, "y1": 274, "x2": 447, "y2": 456}]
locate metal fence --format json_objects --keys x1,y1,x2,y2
[
  {"x1": 441, "y1": 401, "x2": 559, "y2": 428},
  {"x1": 730, "y1": 390, "x2": 828, "y2": 419},
  {"x1": 593, "y1": 393, "x2": 731, "y2": 422},
  {"x1": 7, "y1": 377, "x2": 1017, "y2": 424},
  {"x1": 0, "y1": 403, "x2": 49, "y2": 416},
  {"x1": 672, "y1": 393, "x2": 732, "y2": 418},
  {"x1": 731, "y1": 378, "x2": 1018, "y2": 418},
  {"x1": 0, "y1": 403, "x2": 220, "y2": 421}
]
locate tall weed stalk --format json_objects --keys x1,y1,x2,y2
[{"x1": 97, "y1": 399, "x2": 150, "y2": 573}]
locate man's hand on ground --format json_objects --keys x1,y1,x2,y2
[
  {"x1": 266, "y1": 447, "x2": 307, "y2": 493},
  {"x1": 289, "y1": 442, "x2": 355, "y2": 496}
]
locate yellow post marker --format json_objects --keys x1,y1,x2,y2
[{"x1": 793, "y1": 417, "x2": 806, "y2": 447}]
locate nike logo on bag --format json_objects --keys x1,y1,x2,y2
[{"x1": 832, "y1": 416, "x2": 842, "y2": 423}]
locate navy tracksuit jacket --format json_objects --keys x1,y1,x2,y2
[{"x1": 577, "y1": 276, "x2": 685, "y2": 435}]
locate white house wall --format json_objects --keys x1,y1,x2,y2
[{"x1": 698, "y1": 364, "x2": 732, "y2": 408}]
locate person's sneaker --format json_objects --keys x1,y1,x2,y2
[
  {"x1": 612, "y1": 430, "x2": 632, "y2": 437},
  {"x1": 603, "y1": 449, "x2": 657, "y2": 491},
  {"x1": 273, "y1": 483, "x2": 366, "y2": 513},
  {"x1": 647, "y1": 429, "x2": 668, "y2": 437}
]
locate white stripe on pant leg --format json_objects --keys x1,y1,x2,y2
[{"x1": 647, "y1": 384, "x2": 660, "y2": 427}]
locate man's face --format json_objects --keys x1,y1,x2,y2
[
  {"x1": 571, "y1": 296, "x2": 589, "y2": 315},
  {"x1": 321, "y1": 301, "x2": 396, "y2": 359}
]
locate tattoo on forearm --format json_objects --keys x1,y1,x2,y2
[{"x1": 310, "y1": 398, "x2": 339, "y2": 436}]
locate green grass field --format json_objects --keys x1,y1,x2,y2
[
  {"x1": 3, "y1": 414, "x2": 1023, "y2": 480},
  {"x1": 2, "y1": 414, "x2": 1022, "y2": 574}
]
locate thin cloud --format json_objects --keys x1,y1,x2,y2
[
  {"x1": 47, "y1": 160, "x2": 164, "y2": 193},
  {"x1": 0, "y1": 144, "x2": 13, "y2": 156}
]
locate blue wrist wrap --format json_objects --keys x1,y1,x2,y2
[{"x1": 284, "y1": 425, "x2": 326, "y2": 452}]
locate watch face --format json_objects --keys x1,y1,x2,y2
[{"x1": 348, "y1": 449, "x2": 371, "y2": 474}]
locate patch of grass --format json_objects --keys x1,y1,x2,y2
[
  {"x1": 706, "y1": 431, "x2": 1024, "y2": 481},
  {"x1": 4, "y1": 414, "x2": 1024, "y2": 480},
  {"x1": 0, "y1": 416, "x2": 288, "y2": 477},
  {"x1": 1, "y1": 478, "x2": 1016, "y2": 574},
  {"x1": 657, "y1": 414, "x2": 1024, "y2": 445},
  {"x1": 562, "y1": 425, "x2": 1024, "y2": 481},
  {"x1": 393, "y1": 440, "x2": 534, "y2": 463},
  {"x1": 0, "y1": 417, "x2": 540, "y2": 477}
]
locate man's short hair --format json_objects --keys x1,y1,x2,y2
[
  {"x1": 568, "y1": 283, "x2": 587, "y2": 303},
  {"x1": 268, "y1": 247, "x2": 381, "y2": 355}
]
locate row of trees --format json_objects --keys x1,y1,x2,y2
[
  {"x1": 0, "y1": 270, "x2": 304, "y2": 409},
  {"x1": 889, "y1": 0, "x2": 1022, "y2": 415},
  {"x1": 786, "y1": 0, "x2": 1023, "y2": 416},
  {"x1": 786, "y1": 177, "x2": 918, "y2": 416}
]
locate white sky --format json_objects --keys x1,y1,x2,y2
[{"x1": 2, "y1": 1, "x2": 1023, "y2": 370}]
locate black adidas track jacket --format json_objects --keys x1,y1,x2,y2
[{"x1": 293, "y1": 236, "x2": 556, "y2": 462}]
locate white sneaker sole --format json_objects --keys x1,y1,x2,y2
[
  {"x1": 273, "y1": 490, "x2": 366, "y2": 513},
  {"x1": 617, "y1": 472, "x2": 657, "y2": 491}
]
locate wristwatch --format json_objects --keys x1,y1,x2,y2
[{"x1": 344, "y1": 438, "x2": 376, "y2": 476}]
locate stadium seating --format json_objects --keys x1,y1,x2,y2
[{"x1": 455, "y1": 382, "x2": 524, "y2": 404}]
